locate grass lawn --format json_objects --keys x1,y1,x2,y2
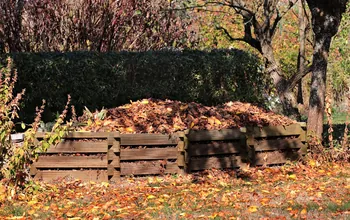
[
  {"x1": 329, "y1": 112, "x2": 348, "y2": 125},
  {"x1": 0, "y1": 162, "x2": 349, "y2": 219}
]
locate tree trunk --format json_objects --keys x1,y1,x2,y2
[
  {"x1": 306, "y1": 0, "x2": 348, "y2": 139},
  {"x1": 297, "y1": 0, "x2": 308, "y2": 105},
  {"x1": 261, "y1": 42, "x2": 301, "y2": 120},
  {"x1": 307, "y1": 33, "x2": 331, "y2": 138}
]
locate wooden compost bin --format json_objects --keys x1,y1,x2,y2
[{"x1": 30, "y1": 123, "x2": 306, "y2": 182}]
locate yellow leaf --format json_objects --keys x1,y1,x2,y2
[
  {"x1": 101, "y1": 182, "x2": 109, "y2": 187},
  {"x1": 190, "y1": 122, "x2": 195, "y2": 128},
  {"x1": 309, "y1": 160, "x2": 316, "y2": 167},
  {"x1": 28, "y1": 200, "x2": 38, "y2": 206},
  {"x1": 301, "y1": 209, "x2": 307, "y2": 215},
  {"x1": 214, "y1": 118, "x2": 222, "y2": 125},
  {"x1": 141, "y1": 99, "x2": 149, "y2": 104},
  {"x1": 288, "y1": 174, "x2": 297, "y2": 180},
  {"x1": 147, "y1": 195, "x2": 156, "y2": 199},
  {"x1": 248, "y1": 206, "x2": 258, "y2": 213}
]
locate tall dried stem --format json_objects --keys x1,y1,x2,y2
[{"x1": 325, "y1": 90, "x2": 333, "y2": 148}]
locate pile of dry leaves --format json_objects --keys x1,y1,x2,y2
[{"x1": 77, "y1": 98, "x2": 295, "y2": 133}]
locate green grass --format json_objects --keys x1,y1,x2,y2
[
  {"x1": 326, "y1": 111, "x2": 348, "y2": 125},
  {"x1": 326, "y1": 200, "x2": 350, "y2": 212}
]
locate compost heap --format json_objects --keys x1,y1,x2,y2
[{"x1": 77, "y1": 99, "x2": 296, "y2": 133}]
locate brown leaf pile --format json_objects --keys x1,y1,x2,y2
[{"x1": 78, "y1": 98, "x2": 296, "y2": 133}]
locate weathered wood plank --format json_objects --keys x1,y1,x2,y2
[
  {"x1": 34, "y1": 156, "x2": 107, "y2": 168},
  {"x1": 33, "y1": 170, "x2": 108, "y2": 182},
  {"x1": 187, "y1": 129, "x2": 245, "y2": 142},
  {"x1": 120, "y1": 162, "x2": 180, "y2": 175},
  {"x1": 45, "y1": 141, "x2": 107, "y2": 153},
  {"x1": 120, "y1": 148, "x2": 178, "y2": 160},
  {"x1": 188, "y1": 142, "x2": 243, "y2": 156},
  {"x1": 120, "y1": 134, "x2": 178, "y2": 145},
  {"x1": 36, "y1": 132, "x2": 119, "y2": 139},
  {"x1": 250, "y1": 124, "x2": 304, "y2": 138},
  {"x1": 190, "y1": 150, "x2": 301, "y2": 171},
  {"x1": 254, "y1": 139, "x2": 305, "y2": 152}
]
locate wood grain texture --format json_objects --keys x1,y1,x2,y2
[
  {"x1": 34, "y1": 156, "x2": 107, "y2": 168},
  {"x1": 121, "y1": 162, "x2": 181, "y2": 175},
  {"x1": 120, "y1": 148, "x2": 177, "y2": 160},
  {"x1": 188, "y1": 142, "x2": 243, "y2": 156},
  {"x1": 46, "y1": 141, "x2": 107, "y2": 153},
  {"x1": 254, "y1": 139, "x2": 305, "y2": 152},
  {"x1": 249, "y1": 124, "x2": 304, "y2": 138},
  {"x1": 187, "y1": 129, "x2": 244, "y2": 142},
  {"x1": 120, "y1": 134, "x2": 178, "y2": 145},
  {"x1": 33, "y1": 170, "x2": 108, "y2": 182}
]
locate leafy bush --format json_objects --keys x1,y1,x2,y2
[
  {"x1": 1, "y1": 49, "x2": 266, "y2": 123},
  {"x1": 0, "y1": 58, "x2": 70, "y2": 185}
]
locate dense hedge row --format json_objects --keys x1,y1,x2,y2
[{"x1": 1, "y1": 49, "x2": 265, "y2": 122}]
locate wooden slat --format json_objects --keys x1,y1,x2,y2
[
  {"x1": 187, "y1": 129, "x2": 244, "y2": 142},
  {"x1": 254, "y1": 139, "x2": 305, "y2": 152},
  {"x1": 190, "y1": 156, "x2": 240, "y2": 171},
  {"x1": 190, "y1": 150, "x2": 301, "y2": 171},
  {"x1": 120, "y1": 162, "x2": 181, "y2": 175},
  {"x1": 120, "y1": 134, "x2": 178, "y2": 145},
  {"x1": 36, "y1": 132, "x2": 119, "y2": 139},
  {"x1": 34, "y1": 170, "x2": 108, "y2": 182},
  {"x1": 250, "y1": 124, "x2": 304, "y2": 138},
  {"x1": 45, "y1": 141, "x2": 107, "y2": 153},
  {"x1": 188, "y1": 142, "x2": 243, "y2": 156},
  {"x1": 34, "y1": 156, "x2": 107, "y2": 168},
  {"x1": 120, "y1": 148, "x2": 177, "y2": 160}
]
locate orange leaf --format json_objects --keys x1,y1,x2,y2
[{"x1": 125, "y1": 127, "x2": 134, "y2": 132}]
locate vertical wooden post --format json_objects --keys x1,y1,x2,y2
[
  {"x1": 298, "y1": 122, "x2": 307, "y2": 155},
  {"x1": 245, "y1": 127, "x2": 256, "y2": 167},
  {"x1": 184, "y1": 130, "x2": 190, "y2": 173},
  {"x1": 176, "y1": 132, "x2": 186, "y2": 175},
  {"x1": 107, "y1": 132, "x2": 121, "y2": 182}
]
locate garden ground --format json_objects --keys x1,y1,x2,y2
[{"x1": 0, "y1": 161, "x2": 349, "y2": 219}]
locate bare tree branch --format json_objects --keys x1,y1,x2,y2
[
  {"x1": 286, "y1": 64, "x2": 313, "y2": 92},
  {"x1": 216, "y1": 25, "x2": 262, "y2": 53}
]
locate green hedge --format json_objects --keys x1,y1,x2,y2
[{"x1": 1, "y1": 49, "x2": 265, "y2": 122}]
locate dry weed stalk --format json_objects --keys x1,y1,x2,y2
[
  {"x1": 325, "y1": 91, "x2": 333, "y2": 148},
  {"x1": 341, "y1": 94, "x2": 349, "y2": 149}
]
